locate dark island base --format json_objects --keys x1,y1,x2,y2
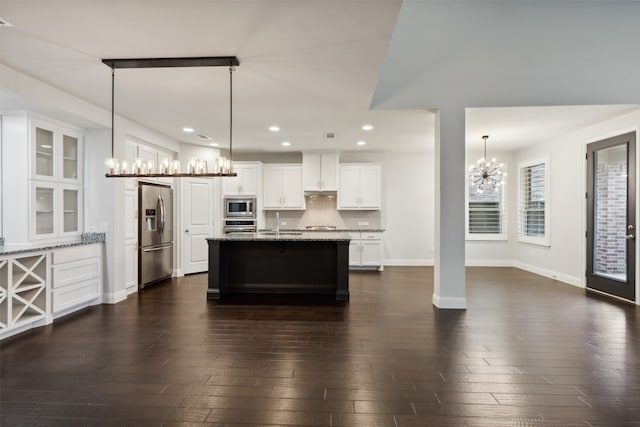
[{"x1": 208, "y1": 240, "x2": 349, "y2": 302}]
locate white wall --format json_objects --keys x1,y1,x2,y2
[
  {"x1": 512, "y1": 109, "x2": 640, "y2": 294},
  {"x1": 340, "y1": 150, "x2": 434, "y2": 265},
  {"x1": 464, "y1": 149, "x2": 517, "y2": 266}
]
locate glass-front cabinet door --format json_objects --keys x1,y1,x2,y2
[
  {"x1": 62, "y1": 133, "x2": 79, "y2": 181},
  {"x1": 61, "y1": 186, "x2": 81, "y2": 234},
  {"x1": 32, "y1": 183, "x2": 56, "y2": 238},
  {"x1": 33, "y1": 123, "x2": 56, "y2": 179}
]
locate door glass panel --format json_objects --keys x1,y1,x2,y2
[
  {"x1": 35, "y1": 127, "x2": 54, "y2": 177},
  {"x1": 63, "y1": 134, "x2": 78, "y2": 179},
  {"x1": 593, "y1": 144, "x2": 627, "y2": 282},
  {"x1": 35, "y1": 187, "x2": 54, "y2": 235},
  {"x1": 63, "y1": 189, "x2": 78, "y2": 232}
]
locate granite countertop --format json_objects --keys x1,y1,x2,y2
[
  {"x1": 259, "y1": 228, "x2": 385, "y2": 233},
  {"x1": 0, "y1": 233, "x2": 106, "y2": 256},
  {"x1": 208, "y1": 231, "x2": 352, "y2": 242}
]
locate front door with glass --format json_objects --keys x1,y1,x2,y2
[{"x1": 586, "y1": 132, "x2": 636, "y2": 301}]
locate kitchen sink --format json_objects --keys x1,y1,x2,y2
[{"x1": 260, "y1": 231, "x2": 303, "y2": 236}]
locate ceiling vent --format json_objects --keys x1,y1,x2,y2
[
  {"x1": 196, "y1": 134, "x2": 213, "y2": 141},
  {"x1": 324, "y1": 132, "x2": 336, "y2": 140},
  {"x1": 0, "y1": 18, "x2": 13, "y2": 27}
]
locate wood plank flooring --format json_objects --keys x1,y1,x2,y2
[{"x1": 1, "y1": 267, "x2": 639, "y2": 426}]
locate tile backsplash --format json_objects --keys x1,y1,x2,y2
[{"x1": 264, "y1": 195, "x2": 381, "y2": 229}]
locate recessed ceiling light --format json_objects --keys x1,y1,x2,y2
[
  {"x1": 281, "y1": 141, "x2": 291, "y2": 147},
  {"x1": 269, "y1": 126, "x2": 280, "y2": 132},
  {"x1": 357, "y1": 141, "x2": 366, "y2": 146},
  {"x1": 183, "y1": 127, "x2": 194, "y2": 133},
  {"x1": 362, "y1": 124, "x2": 373, "y2": 131},
  {"x1": 209, "y1": 142, "x2": 219, "y2": 147}
]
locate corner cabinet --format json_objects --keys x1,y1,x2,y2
[
  {"x1": 262, "y1": 165, "x2": 305, "y2": 210},
  {"x1": 303, "y1": 153, "x2": 338, "y2": 192},
  {"x1": 337, "y1": 164, "x2": 382, "y2": 210},
  {"x1": 2, "y1": 112, "x2": 84, "y2": 244}
]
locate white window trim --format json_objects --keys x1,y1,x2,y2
[
  {"x1": 517, "y1": 153, "x2": 551, "y2": 247},
  {"x1": 465, "y1": 164, "x2": 508, "y2": 241}
]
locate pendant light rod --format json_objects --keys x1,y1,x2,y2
[
  {"x1": 229, "y1": 65, "x2": 234, "y2": 162},
  {"x1": 482, "y1": 135, "x2": 488, "y2": 160},
  {"x1": 111, "y1": 68, "x2": 115, "y2": 158}
]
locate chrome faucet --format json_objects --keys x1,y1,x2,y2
[{"x1": 275, "y1": 212, "x2": 280, "y2": 234}]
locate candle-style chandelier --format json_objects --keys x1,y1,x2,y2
[
  {"x1": 102, "y1": 56, "x2": 239, "y2": 177},
  {"x1": 468, "y1": 135, "x2": 505, "y2": 193}
]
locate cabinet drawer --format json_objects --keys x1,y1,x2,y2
[
  {"x1": 52, "y1": 257, "x2": 101, "y2": 289},
  {"x1": 360, "y1": 232, "x2": 382, "y2": 240},
  {"x1": 348, "y1": 232, "x2": 360, "y2": 240},
  {"x1": 52, "y1": 244, "x2": 102, "y2": 264},
  {"x1": 52, "y1": 278, "x2": 100, "y2": 313}
]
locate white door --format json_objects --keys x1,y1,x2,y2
[
  {"x1": 239, "y1": 165, "x2": 258, "y2": 195},
  {"x1": 349, "y1": 240, "x2": 361, "y2": 266},
  {"x1": 262, "y1": 167, "x2": 282, "y2": 208},
  {"x1": 361, "y1": 240, "x2": 382, "y2": 266},
  {"x1": 303, "y1": 154, "x2": 321, "y2": 191},
  {"x1": 182, "y1": 178, "x2": 214, "y2": 274},
  {"x1": 359, "y1": 165, "x2": 381, "y2": 209},
  {"x1": 282, "y1": 167, "x2": 304, "y2": 209},
  {"x1": 320, "y1": 153, "x2": 338, "y2": 191},
  {"x1": 338, "y1": 166, "x2": 360, "y2": 208}
]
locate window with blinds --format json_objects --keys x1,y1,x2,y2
[
  {"x1": 466, "y1": 171, "x2": 506, "y2": 239},
  {"x1": 518, "y1": 155, "x2": 550, "y2": 246}
]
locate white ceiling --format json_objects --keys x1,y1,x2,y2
[{"x1": 0, "y1": 1, "x2": 636, "y2": 153}]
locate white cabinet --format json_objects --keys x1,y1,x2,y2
[
  {"x1": 303, "y1": 153, "x2": 338, "y2": 192},
  {"x1": 263, "y1": 165, "x2": 305, "y2": 210},
  {"x1": 338, "y1": 164, "x2": 381, "y2": 210},
  {"x1": 51, "y1": 244, "x2": 102, "y2": 317},
  {"x1": 348, "y1": 231, "x2": 383, "y2": 270},
  {"x1": 222, "y1": 162, "x2": 261, "y2": 195},
  {"x1": 1, "y1": 112, "x2": 84, "y2": 244},
  {"x1": 31, "y1": 118, "x2": 83, "y2": 183},
  {"x1": 30, "y1": 182, "x2": 83, "y2": 240}
]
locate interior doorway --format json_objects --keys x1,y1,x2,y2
[{"x1": 586, "y1": 131, "x2": 636, "y2": 301}]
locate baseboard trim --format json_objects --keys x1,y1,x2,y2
[
  {"x1": 102, "y1": 289, "x2": 128, "y2": 304},
  {"x1": 432, "y1": 293, "x2": 467, "y2": 309},
  {"x1": 383, "y1": 259, "x2": 434, "y2": 266},
  {"x1": 513, "y1": 261, "x2": 583, "y2": 288},
  {"x1": 465, "y1": 259, "x2": 514, "y2": 267}
]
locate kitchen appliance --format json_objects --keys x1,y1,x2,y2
[
  {"x1": 224, "y1": 196, "x2": 256, "y2": 218},
  {"x1": 139, "y1": 182, "x2": 173, "y2": 289},
  {"x1": 223, "y1": 219, "x2": 257, "y2": 234}
]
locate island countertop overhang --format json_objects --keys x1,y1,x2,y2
[{"x1": 206, "y1": 232, "x2": 351, "y2": 242}]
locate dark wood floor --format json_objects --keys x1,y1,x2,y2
[{"x1": 1, "y1": 267, "x2": 639, "y2": 426}]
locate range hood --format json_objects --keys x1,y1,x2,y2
[{"x1": 304, "y1": 191, "x2": 337, "y2": 198}]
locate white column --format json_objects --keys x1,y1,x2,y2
[{"x1": 433, "y1": 109, "x2": 467, "y2": 309}]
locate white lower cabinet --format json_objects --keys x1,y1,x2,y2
[
  {"x1": 348, "y1": 231, "x2": 383, "y2": 270},
  {"x1": 51, "y1": 244, "x2": 102, "y2": 318}
]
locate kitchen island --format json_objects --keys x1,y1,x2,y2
[{"x1": 206, "y1": 232, "x2": 350, "y2": 301}]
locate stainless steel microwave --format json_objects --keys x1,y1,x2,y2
[{"x1": 224, "y1": 196, "x2": 256, "y2": 218}]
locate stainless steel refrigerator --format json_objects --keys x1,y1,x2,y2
[{"x1": 139, "y1": 182, "x2": 173, "y2": 289}]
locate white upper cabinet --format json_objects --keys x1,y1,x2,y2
[
  {"x1": 303, "y1": 153, "x2": 338, "y2": 192},
  {"x1": 31, "y1": 118, "x2": 83, "y2": 184},
  {"x1": 222, "y1": 162, "x2": 261, "y2": 195},
  {"x1": 262, "y1": 165, "x2": 305, "y2": 210},
  {"x1": 2, "y1": 112, "x2": 84, "y2": 243},
  {"x1": 337, "y1": 164, "x2": 381, "y2": 210}
]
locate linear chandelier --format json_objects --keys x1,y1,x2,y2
[
  {"x1": 102, "y1": 56, "x2": 239, "y2": 177},
  {"x1": 468, "y1": 135, "x2": 505, "y2": 193}
]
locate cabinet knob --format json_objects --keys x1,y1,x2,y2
[{"x1": 185, "y1": 229, "x2": 189, "y2": 233}]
